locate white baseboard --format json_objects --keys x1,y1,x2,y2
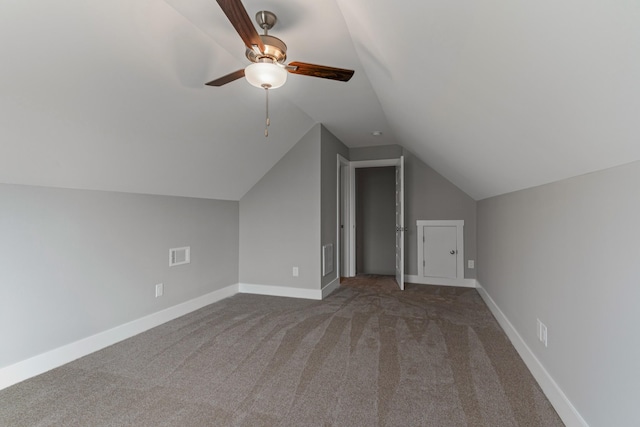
[
  {"x1": 405, "y1": 274, "x2": 477, "y2": 288},
  {"x1": 321, "y1": 276, "x2": 341, "y2": 298},
  {"x1": 476, "y1": 283, "x2": 588, "y2": 427},
  {"x1": 239, "y1": 283, "x2": 323, "y2": 300},
  {"x1": 0, "y1": 283, "x2": 239, "y2": 391}
]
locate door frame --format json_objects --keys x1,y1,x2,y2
[
  {"x1": 417, "y1": 220, "x2": 464, "y2": 281},
  {"x1": 336, "y1": 155, "x2": 350, "y2": 279},
  {"x1": 395, "y1": 157, "x2": 405, "y2": 290},
  {"x1": 339, "y1": 157, "x2": 404, "y2": 280}
]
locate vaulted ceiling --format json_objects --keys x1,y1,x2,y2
[{"x1": 1, "y1": 1, "x2": 638, "y2": 200}]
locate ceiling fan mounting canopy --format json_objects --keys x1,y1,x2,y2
[{"x1": 256, "y1": 10, "x2": 277, "y2": 32}]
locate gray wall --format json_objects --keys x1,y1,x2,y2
[
  {"x1": 350, "y1": 145, "x2": 403, "y2": 161},
  {"x1": 404, "y1": 149, "x2": 477, "y2": 278},
  {"x1": 477, "y1": 161, "x2": 640, "y2": 427},
  {"x1": 355, "y1": 167, "x2": 396, "y2": 275},
  {"x1": 0, "y1": 184, "x2": 239, "y2": 369},
  {"x1": 239, "y1": 125, "x2": 321, "y2": 290},
  {"x1": 320, "y1": 126, "x2": 350, "y2": 287}
]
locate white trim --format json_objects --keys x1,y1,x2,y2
[
  {"x1": 416, "y1": 220, "x2": 464, "y2": 281},
  {"x1": 348, "y1": 163, "x2": 356, "y2": 276},
  {"x1": 322, "y1": 276, "x2": 341, "y2": 299},
  {"x1": 349, "y1": 157, "x2": 403, "y2": 278},
  {"x1": 350, "y1": 158, "x2": 402, "y2": 168},
  {"x1": 239, "y1": 283, "x2": 322, "y2": 300},
  {"x1": 337, "y1": 154, "x2": 350, "y2": 279},
  {"x1": 405, "y1": 274, "x2": 476, "y2": 288},
  {"x1": 336, "y1": 155, "x2": 341, "y2": 279},
  {"x1": 0, "y1": 284, "x2": 239, "y2": 391},
  {"x1": 395, "y1": 156, "x2": 405, "y2": 290},
  {"x1": 476, "y1": 282, "x2": 589, "y2": 427}
]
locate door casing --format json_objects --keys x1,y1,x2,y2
[
  {"x1": 338, "y1": 157, "x2": 404, "y2": 288},
  {"x1": 337, "y1": 155, "x2": 350, "y2": 278}
]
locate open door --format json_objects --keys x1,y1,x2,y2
[{"x1": 395, "y1": 156, "x2": 405, "y2": 290}]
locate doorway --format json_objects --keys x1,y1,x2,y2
[
  {"x1": 337, "y1": 157, "x2": 404, "y2": 289},
  {"x1": 355, "y1": 167, "x2": 396, "y2": 275}
]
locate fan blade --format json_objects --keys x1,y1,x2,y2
[
  {"x1": 205, "y1": 69, "x2": 245, "y2": 87},
  {"x1": 216, "y1": 0, "x2": 265, "y2": 53},
  {"x1": 287, "y1": 62, "x2": 354, "y2": 82}
]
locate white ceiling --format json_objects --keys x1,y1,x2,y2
[{"x1": 1, "y1": 0, "x2": 639, "y2": 200}]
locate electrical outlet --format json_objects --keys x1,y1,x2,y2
[
  {"x1": 155, "y1": 283, "x2": 163, "y2": 298},
  {"x1": 468, "y1": 260, "x2": 475, "y2": 269},
  {"x1": 292, "y1": 267, "x2": 299, "y2": 277}
]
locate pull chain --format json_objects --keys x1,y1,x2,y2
[{"x1": 264, "y1": 86, "x2": 270, "y2": 137}]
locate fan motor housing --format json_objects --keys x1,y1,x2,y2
[{"x1": 245, "y1": 35, "x2": 287, "y2": 64}]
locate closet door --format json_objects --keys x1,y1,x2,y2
[
  {"x1": 417, "y1": 220, "x2": 464, "y2": 282},
  {"x1": 423, "y1": 225, "x2": 458, "y2": 278}
]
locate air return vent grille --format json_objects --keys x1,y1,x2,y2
[
  {"x1": 169, "y1": 246, "x2": 190, "y2": 267},
  {"x1": 322, "y1": 244, "x2": 334, "y2": 276}
]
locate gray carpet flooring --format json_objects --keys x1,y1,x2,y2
[{"x1": 0, "y1": 276, "x2": 563, "y2": 426}]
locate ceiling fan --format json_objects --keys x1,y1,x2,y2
[{"x1": 205, "y1": 0, "x2": 355, "y2": 135}]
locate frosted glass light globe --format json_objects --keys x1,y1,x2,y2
[{"x1": 245, "y1": 62, "x2": 287, "y2": 89}]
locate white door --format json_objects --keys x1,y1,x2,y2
[
  {"x1": 339, "y1": 159, "x2": 350, "y2": 277},
  {"x1": 395, "y1": 156, "x2": 405, "y2": 290},
  {"x1": 423, "y1": 225, "x2": 458, "y2": 278}
]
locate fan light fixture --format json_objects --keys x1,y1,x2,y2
[
  {"x1": 244, "y1": 61, "x2": 287, "y2": 137},
  {"x1": 206, "y1": 6, "x2": 355, "y2": 137},
  {"x1": 245, "y1": 62, "x2": 287, "y2": 89}
]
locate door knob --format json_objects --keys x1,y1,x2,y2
[{"x1": 450, "y1": 250, "x2": 456, "y2": 255}]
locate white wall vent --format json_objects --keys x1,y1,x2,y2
[
  {"x1": 322, "y1": 244, "x2": 334, "y2": 276},
  {"x1": 169, "y1": 246, "x2": 190, "y2": 267}
]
